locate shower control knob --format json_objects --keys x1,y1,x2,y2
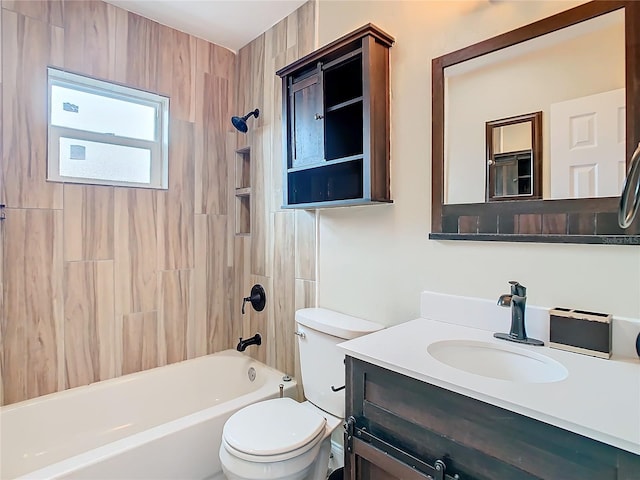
[{"x1": 314, "y1": 113, "x2": 324, "y2": 120}]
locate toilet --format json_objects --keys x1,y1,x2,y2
[{"x1": 219, "y1": 308, "x2": 383, "y2": 480}]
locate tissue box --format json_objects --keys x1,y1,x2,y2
[{"x1": 549, "y1": 308, "x2": 612, "y2": 359}]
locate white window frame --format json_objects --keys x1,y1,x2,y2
[{"x1": 47, "y1": 68, "x2": 169, "y2": 189}]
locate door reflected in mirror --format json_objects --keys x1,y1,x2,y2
[
  {"x1": 549, "y1": 88, "x2": 626, "y2": 199},
  {"x1": 487, "y1": 112, "x2": 542, "y2": 201}
]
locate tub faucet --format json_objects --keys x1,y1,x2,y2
[
  {"x1": 494, "y1": 281, "x2": 543, "y2": 346},
  {"x1": 237, "y1": 333, "x2": 262, "y2": 352}
]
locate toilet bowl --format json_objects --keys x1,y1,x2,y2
[
  {"x1": 219, "y1": 398, "x2": 341, "y2": 480},
  {"x1": 219, "y1": 308, "x2": 383, "y2": 480}
]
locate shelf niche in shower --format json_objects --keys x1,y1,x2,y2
[{"x1": 235, "y1": 146, "x2": 251, "y2": 236}]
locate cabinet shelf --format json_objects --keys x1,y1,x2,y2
[
  {"x1": 282, "y1": 198, "x2": 392, "y2": 209},
  {"x1": 277, "y1": 24, "x2": 394, "y2": 208},
  {"x1": 287, "y1": 154, "x2": 363, "y2": 173},
  {"x1": 326, "y1": 96, "x2": 363, "y2": 113}
]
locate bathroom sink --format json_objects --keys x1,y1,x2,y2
[{"x1": 427, "y1": 340, "x2": 568, "y2": 383}]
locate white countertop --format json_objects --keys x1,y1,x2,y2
[{"x1": 338, "y1": 317, "x2": 640, "y2": 455}]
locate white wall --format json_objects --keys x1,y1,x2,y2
[{"x1": 316, "y1": 1, "x2": 640, "y2": 326}]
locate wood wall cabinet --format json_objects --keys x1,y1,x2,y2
[
  {"x1": 276, "y1": 24, "x2": 394, "y2": 209},
  {"x1": 345, "y1": 356, "x2": 640, "y2": 480}
]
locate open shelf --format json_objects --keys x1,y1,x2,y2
[
  {"x1": 324, "y1": 55, "x2": 362, "y2": 108},
  {"x1": 235, "y1": 147, "x2": 251, "y2": 189},
  {"x1": 325, "y1": 101, "x2": 364, "y2": 161},
  {"x1": 287, "y1": 159, "x2": 363, "y2": 205},
  {"x1": 235, "y1": 195, "x2": 250, "y2": 235}
]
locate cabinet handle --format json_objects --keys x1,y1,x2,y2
[{"x1": 314, "y1": 113, "x2": 324, "y2": 120}]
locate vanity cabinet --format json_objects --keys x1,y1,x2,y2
[
  {"x1": 276, "y1": 24, "x2": 393, "y2": 208},
  {"x1": 345, "y1": 356, "x2": 640, "y2": 480}
]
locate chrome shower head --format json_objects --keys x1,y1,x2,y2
[{"x1": 231, "y1": 108, "x2": 260, "y2": 133}]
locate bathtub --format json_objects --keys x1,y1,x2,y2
[{"x1": 0, "y1": 350, "x2": 297, "y2": 480}]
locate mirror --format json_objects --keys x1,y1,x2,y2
[
  {"x1": 444, "y1": 9, "x2": 624, "y2": 205},
  {"x1": 431, "y1": 1, "x2": 640, "y2": 243},
  {"x1": 486, "y1": 112, "x2": 542, "y2": 202}
]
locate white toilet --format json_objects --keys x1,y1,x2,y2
[{"x1": 219, "y1": 308, "x2": 383, "y2": 480}]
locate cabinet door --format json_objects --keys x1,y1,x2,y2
[
  {"x1": 347, "y1": 437, "x2": 433, "y2": 480},
  {"x1": 289, "y1": 65, "x2": 324, "y2": 168}
]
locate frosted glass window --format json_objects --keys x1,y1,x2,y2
[
  {"x1": 59, "y1": 138, "x2": 152, "y2": 184},
  {"x1": 47, "y1": 68, "x2": 169, "y2": 189},
  {"x1": 51, "y1": 85, "x2": 156, "y2": 141}
]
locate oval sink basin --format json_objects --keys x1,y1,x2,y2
[{"x1": 427, "y1": 340, "x2": 568, "y2": 383}]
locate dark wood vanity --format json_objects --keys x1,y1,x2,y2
[{"x1": 345, "y1": 356, "x2": 640, "y2": 480}]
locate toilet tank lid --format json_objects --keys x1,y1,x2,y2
[{"x1": 295, "y1": 308, "x2": 384, "y2": 340}]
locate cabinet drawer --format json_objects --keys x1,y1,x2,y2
[{"x1": 346, "y1": 357, "x2": 640, "y2": 480}]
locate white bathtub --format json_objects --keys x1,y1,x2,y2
[{"x1": 0, "y1": 350, "x2": 297, "y2": 480}]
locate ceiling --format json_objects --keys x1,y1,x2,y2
[{"x1": 104, "y1": 0, "x2": 309, "y2": 52}]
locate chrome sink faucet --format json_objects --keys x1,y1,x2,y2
[{"x1": 494, "y1": 281, "x2": 544, "y2": 346}]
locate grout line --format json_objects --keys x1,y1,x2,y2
[
  {"x1": 307, "y1": 0, "x2": 318, "y2": 302},
  {"x1": 314, "y1": 0, "x2": 319, "y2": 50},
  {"x1": 59, "y1": 190, "x2": 67, "y2": 393},
  {"x1": 314, "y1": 209, "x2": 319, "y2": 307}
]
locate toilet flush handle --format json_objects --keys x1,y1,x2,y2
[
  {"x1": 331, "y1": 385, "x2": 345, "y2": 392},
  {"x1": 294, "y1": 331, "x2": 306, "y2": 339}
]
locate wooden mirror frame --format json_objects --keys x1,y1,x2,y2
[
  {"x1": 486, "y1": 112, "x2": 542, "y2": 203},
  {"x1": 431, "y1": 0, "x2": 640, "y2": 245}
]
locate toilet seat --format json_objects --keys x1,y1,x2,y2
[
  {"x1": 221, "y1": 429, "x2": 325, "y2": 463},
  {"x1": 222, "y1": 398, "x2": 327, "y2": 462}
]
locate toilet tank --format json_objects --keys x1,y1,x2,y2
[{"x1": 295, "y1": 308, "x2": 383, "y2": 418}]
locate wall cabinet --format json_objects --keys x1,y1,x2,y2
[
  {"x1": 345, "y1": 356, "x2": 640, "y2": 480},
  {"x1": 276, "y1": 24, "x2": 394, "y2": 208}
]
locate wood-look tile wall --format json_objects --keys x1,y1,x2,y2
[
  {"x1": 0, "y1": 0, "x2": 238, "y2": 405},
  {"x1": 234, "y1": 2, "x2": 317, "y2": 377}
]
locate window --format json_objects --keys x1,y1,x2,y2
[{"x1": 47, "y1": 68, "x2": 169, "y2": 189}]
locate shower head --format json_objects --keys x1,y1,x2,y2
[{"x1": 231, "y1": 109, "x2": 260, "y2": 133}]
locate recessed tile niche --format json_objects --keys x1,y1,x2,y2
[{"x1": 235, "y1": 147, "x2": 251, "y2": 235}]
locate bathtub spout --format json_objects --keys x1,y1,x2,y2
[{"x1": 237, "y1": 333, "x2": 262, "y2": 352}]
